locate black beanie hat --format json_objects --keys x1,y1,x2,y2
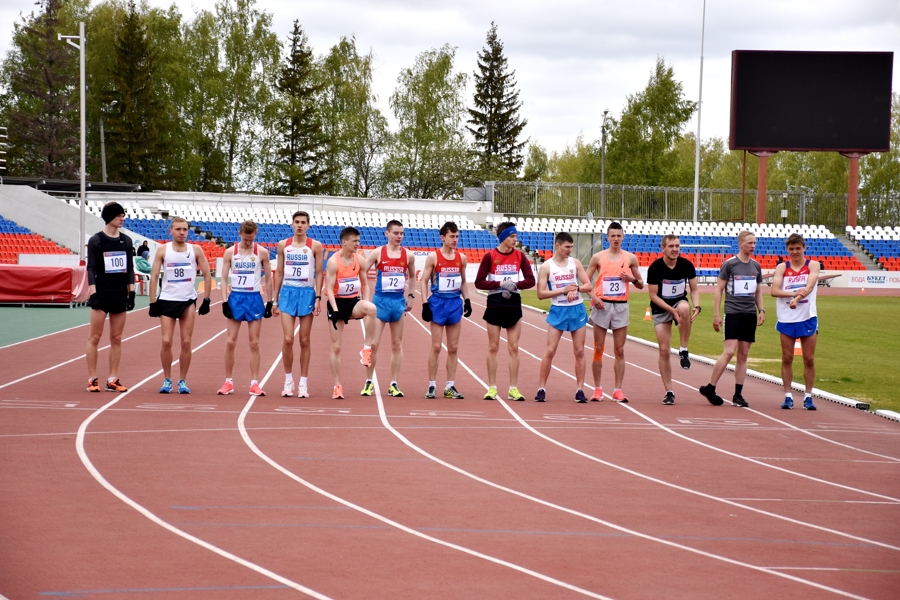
[{"x1": 101, "y1": 202, "x2": 125, "y2": 224}]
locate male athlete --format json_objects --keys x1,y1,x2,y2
[
  {"x1": 148, "y1": 217, "x2": 212, "y2": 394},
  {"x1": 771, "y1": 233, "x2": 820, "y2": 410},
  {"x1": 534, "y1": 232, "x2": 593, "y2": 403},
  {"x1": 217, "y1": 221, "x2": 274, "y2": 397},
  {"x1": 474, "y1": 221, "x2": 536, "y2": 401},
  {"x1": 273, "y1": 211, "x2": 323, "y2": 398},
  {"x1": 324, "y1": 226, "x2": 378, "y2": 399},
  {"x1": 360, "y1": 220, "x2": 416, "y2": 398},
  {"x1": 647, "y1": 234, "x2": 701, "y2": 405},
  {"x1": 585, "y1": 221, "x2": 644, "y2": 402},
  {"x1": 419, "y1": 221, "x2": 472, "y2": 399},
  {"x1": 85, "y1": 201, "x2": 135, "y2": 392},
  {"x1": 699, "y1": 230, "x2": 764, "y2": 408}
]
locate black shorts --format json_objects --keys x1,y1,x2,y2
[
  {"x1": 330, "y1": 297, "x2": 361, "y2": 323},
  {"x1": 483, "y1": 293, "x2": 523, "y2": 329},
  {"x1": 156, "y1": 298, "x2": 196, "y2": 319},
  {"x1": 89, "y1": 291, "x2": 127, "y2": 314},
  {"x1": 724, "y1": 312, "x2": 757, "y2": 343}
]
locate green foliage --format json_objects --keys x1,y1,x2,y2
[
  {"x1": 522, "y1": 142, "x2": 549, "y2": 182},
  {"x1": 860, "y1": 92, "x2": 900, "y2": 197},
  {"x1": 545, "y1": 134, "x2": 601, "y2": 183}
]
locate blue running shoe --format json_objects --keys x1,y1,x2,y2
[
  {"x1": 803, "y1": 396, "x2": 817, "y2": 411},
  {"x1": 534, "y1": 388, "x2": 546, "y2": 402},
  {"x1": 159, "y1": 378, "x2": 173, "y2": 394},
  {"x1": 177, "y1": 380, "x2": 191, "y2": 394},
  {"x1": 781, "y1": 397, "x2": 793, "y2": 410},
  {"x1": 575, "y1": 390, "x2": 587, "y2": 403}
]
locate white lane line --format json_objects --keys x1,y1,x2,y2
[
  {"x1": 414, "y1": 314, "x2": 900, "y2": 551},
  {"x1": 74, "y1": 329, "x2": 332, "y2": 600}
]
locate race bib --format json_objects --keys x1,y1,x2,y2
[
  {"x1": 165, "y1": 262, "x2": 192, "y2": 283},
  {"x1": 438, "y1": 273, "x2": 461, "y2": 293},
  {"x1": 733, "y1": 275, "x2": 757, "y2": 297},
  {"x1": 380, "y1": 272, "x2": 405, "y2": 292},
  {"x1": 602, "y1": 276, "x2": 625, "y2": 297},
  {"x1": 285, "y1": 260, "x2": 310, "y2": 282},
  {"x1": 661, "y1": 278, "x2": 686, "y2": 299},
  {"x1": 103, "y1": 251, "x2": 127, "y2": 274},
  {"x1": 783, "y1": 273, "x2": 808, "y2": 292},
  {"x1": 338, "y1": 277, "x2": 360, "y2": 297},
  {"x1": 231, "y1": 269, "x2": 255, "y2": 292}
]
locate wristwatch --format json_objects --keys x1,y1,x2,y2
[
  {"x1": 694, "y1": 306, "x2": 702, "y2": 313},
  {"x1": 407, "y1": 293, "x2": 415, "y2": 298}
]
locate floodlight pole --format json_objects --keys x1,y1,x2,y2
[
  {"x1": 60, "y1": 22, "x2": 86, "y2": 262},
  {"x1": 600, "y1": 109, "x2": 609, "y2": 218},
  {"x1": 692, "y1": 0, "x2": 706, "y2": 223}
]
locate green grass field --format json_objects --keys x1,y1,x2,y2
[{"x1": 518, "y1": 291, "x2": 900, "y2": 413}]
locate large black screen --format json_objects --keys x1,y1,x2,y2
[{"x1": 730, "y1": 50, "x2": 893, "y2": 152}]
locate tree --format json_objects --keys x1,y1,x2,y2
[
  {"x1": 861, "y1": 92, "x2": 900, "y2": 198},
  {"x1": 522, "y1": 142, "x2": 549, "y2": 182},
  {"x1": 384, "y1": 45, "x2": 472, "y2": 199},
  {"x1": 467, "y1": 22, "x2": 528, "y2": 183},
  {"x1": 546, "y1": 134, "x2": 601, "y2": 183}
]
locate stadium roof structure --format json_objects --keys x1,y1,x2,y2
[{"x1": 0, "y1": 176, "x2": 140, "y2": 193}]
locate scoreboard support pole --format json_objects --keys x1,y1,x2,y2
[
  {"x1": 841, "y1": 152, "x2": 865, "y2": 228},
  {"x1": 750, "y1": 151, "x2": 777, "y2": 224}
]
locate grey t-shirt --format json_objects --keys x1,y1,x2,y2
[{"x1": 719, "y1": 256, "x2": 762, "y2": 314}]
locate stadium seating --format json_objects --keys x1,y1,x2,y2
[
  {"x1": 0, "y1": 215, "x2": 74, "y2": 264},
  {"x1": 846, "y1": 225, "x2": 900, "y2": 271}
]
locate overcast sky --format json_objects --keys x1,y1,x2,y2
[{"x1": 1, "y1": 0, "x2": 897, "y2": 154}]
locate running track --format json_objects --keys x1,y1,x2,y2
[{"x1": 1, "y1": 290, "x2": 898, "y2": 599}]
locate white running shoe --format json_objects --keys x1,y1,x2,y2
[
  {"x1": 281, "y1": 381, "x2": 294, "y2": 397},
  {"x1": 297, "y1": 384, "x2": 309, "y2": 398}
]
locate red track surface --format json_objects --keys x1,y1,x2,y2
[{"x1": 2, "y1": 289, "x2": 898, "y2": 600}]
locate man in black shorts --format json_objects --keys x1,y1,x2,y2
[
  {"x1": 474, "y1": 221, "x2": 535, "y2": 401},
  {"x1": 699, "y1": 230, "x2": 765, "y2": 408},
  {"x1": 647, "y1": 234, "x2": 701, "y2": 405},
  {"x1": 85, "y1": 202, "x2": 135, "y2": 392}
]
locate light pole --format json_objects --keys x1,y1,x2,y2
[
  {"x1": 100, "y1": 100, "x2": 117, "y2": 183},
  {"x1": 59, "y1": 22, "x2": 86, "y2": 262},
  {"x1": 692, "y1": 0, "x2": 707, "y2": 223},
  {"x1": 600, "y1": 109, "x2": 609, "y2": 218}
]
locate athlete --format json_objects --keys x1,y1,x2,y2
[
  {"x1": 148, "y1": 217, "x2": 212, "y2": 394},
  {"x1": 474, "y1": 221, "x2": 536, "y2": 401},
  {"x1": 273, "y1": 211, "x2": 324, "y2": 398},
  {"x1": 419, "y1": 221, "x2": 472, "y2": 399},
  {"x1": 699, "y1": 230, "x2": 764, "y2": 408},
  {"x1": 360, "y1": 220, "x2": 416, "y2": 398},
  {"x1": 647, "y1": 234, "x2": 702, "y2": 405},
  {"x1": 771, "y1": 233, "x2": 820, "y2": 410},
  {"x1": 324, "y1": 226, "x2": 378, "y2": 399},
  {"x1": 585, "y1": 221, "x2": 644, "y2": 402},
  {"x1": 534, "y1": 232, "x2": 593, "y2": 403},
  {"x1": 85, "y1": 202, "x2": 135, "y2": 392},
  {"x1": 217, "y1": 221, "x2": 274, "y2": 397}
]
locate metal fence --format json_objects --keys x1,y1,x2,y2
[{"x1": 487, "y1": 181, "x2": 899, "y2": 230}]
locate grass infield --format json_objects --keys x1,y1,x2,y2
[{"x1": 518, "y1": 290, "x2": 900, "y2": 413}]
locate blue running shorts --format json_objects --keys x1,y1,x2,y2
[
  {"x1": 547, "y1": 303, "x2": 588, "y2": 332},
  {"x1": 279, "y1": 286, "x2": 316, "y2": 317},
  {"x1": 374, "y1": 293, "x2": 407, "y2": 323},
  {"x1": 229, "y1": 291, "x2": 265, "y2": 322},
  {"x1": 776, "y1": 316, "x2": 818, "y2": 339},
  {"x1": 429, "y1": 294, "x2": 462, "y2": 326}
]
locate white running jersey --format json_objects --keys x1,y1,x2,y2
[
  {"x1": 230, "y1": 243, "x2": 263, "y2": 293},
  {"x1": 776, "y1": 260, "x2": 817, "y2": 323},
  {"x1": 283, "y1": 238, "x2": 315, "y2": 288},
  {"x1": 548, "y1": 257, "x2": 584, "y2": 307},
  {"x1": 159, "y1": 243, "x2": 198, "y2": 302}
]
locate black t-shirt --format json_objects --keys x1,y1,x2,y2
[
  {"x1": 647, "y1": 256, "x2": 696, "y2": 314},
  {"x1": 87, "y1": 230, "x2": 134, "y2": 293}
]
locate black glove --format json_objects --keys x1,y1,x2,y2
[
  {"x1": 198, "y1": 297, "x2": 210, "y2": 315},
  {"x1": 126, "y1": 291, "x2": 136, "y2": 311},
  {"x1": 422, "y1": 302, "x2": 432, "y2": 322},
  {"x1": 88, "y1": 293, "x2": 100, "y2": 309},
  {"x1": 264, "y1": 300, "x2": 273, "y2": 318},
  {"x1": 463, "y1": 298, "x2": 472, "y2": 318},
  {"x1": 148, "y1": 302, "x2": 160, "y2": 317},
  {"x1": 222, "y1": 301, "x2": 233, "y2": 320},
  {"x1": 327, "y1": 304, "x2": 341, "y2": 330}
]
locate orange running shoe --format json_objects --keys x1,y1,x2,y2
[
  {"x1": 249, "y1": 383, "x2": 265, "y2": 396},
  {"x1": 105, "y1": 378, "x2": 128, "y2": 392},
  {"x1": 612, "y1": 389, "x2": 628, "y2": 403},
  {"x1": 332, "y1": 384, "x2": 344, "y2": 399},
  {"x1": 217, "y1": 380, "x2": 234, "y2": 395},
  {"x1": 590, "y1": 387, "x2": 603, "y2": 402},
  {"x1": 87, "y1": 377, "x2": 100, "y2": 392},
  {"x1": 359, "y1": 347, "x2": 373, "y2": 367}
]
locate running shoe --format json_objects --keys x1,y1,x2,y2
[
  {"x1": 679, "y1": 350, "x2": 691, "y2": 370},
  {"x1": 663, "y1": 391, "x2": 675, "y2": 405},
  {"x1": 575, "y1": 390, "x2": 588, "y2": 404},
  {"x1": 297, "y1": 384, "x2": 309, "y2": 398},
  {"x1": 425, "y1": 385, "x2": 436, "y2": 399},
  {"x1": 611, "y1": 389, "x2": 628, "y2": 403},
  {"x1": 217, "y1": 381, "x2": 234, "y2": 395},
  {"x1": 281, "y1": 381, "x2": 295, "y2": 397},
  {"x1": 387, "y1": 383, "x2": 404, "y2": 397},
  {"x1": 249, "y1": 383, "x2": 265, "y2": 397},
  {"x1": 732, "y1": 394, "x2": 749, "y2": 408},
  {"x1": 360, "y1": 381, "x2": 374, "y2": 396},
  {"x1": 106, "y1": 378, "x2": 127, "y2": 392},
  {"x1": 359, "y1": 347, "x2": 373, "y2": 367},
  {"x1": 159, "y1": 378, "x2": 173, "y2": 394},
  {"x1": 444, "y1": 386, "x2": 464, "y2": 399},
  {"x1": 534, "y1": 388, "x2": 546, "y2": 402},
  {"x1": 332, "y1": 384, "x2": 344, "y2": 399},
  {"x1": 803, "y1": 397, "x2": 817, "y2": 411},
  {"x1": 177, "y1": 380, "x2": 190, "y2": 394},
  {"x1": 590, "y1": 387, "x2": 603, "y2": 402},
  {"x1": 699, "y1": 384, "x2": 724, "y2": 406},
  {"x1": 87, "y1": 377, "x2": 100, "y2": 392},
  {"x1": 483, "y1": 386, "x2": 498, "y2": 400},
  {"x1": 781, "y1": 396, "x2": 794, "y2": 410},
  {"x1": 507, "y1": 387, "x2": 525, "y2": 401}
]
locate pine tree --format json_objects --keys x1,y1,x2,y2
[{"x1": 467, "y1": 22, "x2": 528, "y2": 183}]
